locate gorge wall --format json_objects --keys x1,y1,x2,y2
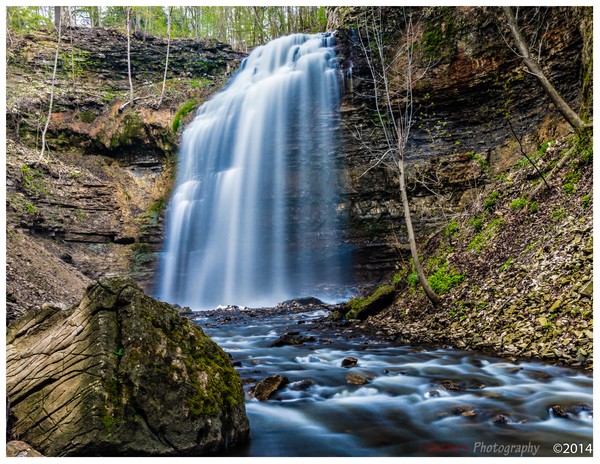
[
  {"x1": 6, "y1": 26, "x2": 244, "y2": 321},
  {"x1": 330, "y1": 6, "x2": 590, "y2": 287},
  {"x1": 6, "y1": 7, "x2": 591, "y2": 318}
]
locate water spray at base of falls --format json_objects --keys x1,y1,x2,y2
[{"x1": 157, "y1": 33, "x2": 351, "y2": 310}]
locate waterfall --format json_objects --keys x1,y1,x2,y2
[{"x1": 157, "y1": 33, "x2": 351, "y2": 310}]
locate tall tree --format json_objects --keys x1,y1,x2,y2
[
  {"x1": 39, "y1": 10, "x2": 62, "y2": 161},
  {"x1": 502, "y1": 6, "x2": 588, "y2": 131},
  {"x1": 157, "y1": 7, "x2": 172, "y2": 108},
  {"x1": 126, "y1": 6, "x2": 134, "y2": 107},
  {"x1": 358, "y1": 8, "x2": 440, "y2": 305}
]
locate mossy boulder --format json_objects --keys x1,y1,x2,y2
[
  {"x1": 345, "y1": 285, "x2": 396, "y2": 320},
  {"x1": 6, "y1": 276, "x2": 249, "y2": 456}
]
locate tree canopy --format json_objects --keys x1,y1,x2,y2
[{"x1": 7, "y1": 6, "x2": 329, "y2": 49}]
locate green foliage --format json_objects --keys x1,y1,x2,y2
[
  {"x1": 510, "y1": 197, "x2": 527, "y2": 210},
  {"x1": 563, "y1": 182, "x2": 575, "y2": 194},
  {"x1": 499, "y1": 258, "x2": 513, "y2": 272},
  {"x1": 392, "y1": 272, "x2": 402, "y2": 285},
  {"x1": 21, "y1": 165, "x2": 48, "y2": 196},
  {"x1": 407, "y1": 273, "x2": 419, "y2": 287},
  {"x1": 114, "y1": 347, "x2": 125, "y2": 357},
  {"x1": 468, "y1": 218, "x2": 504, "y2": 253},
  {"x1": 468, "y1": 215, "x2": 484, "y2": 232},
  {"x1": 427, "y1": 263, "x2": 464, "y2": 295},
  {"x1": 581, "y1": 194, "x2": 591, "y2": 210},
  {"x1": 172, "y1": 100, "x2": 197, "y2": 132},
  {"x1": 7, "y1": 7, "x2": 52, "y2": 32},
  {"x1": 468, "y1": 151, "x2": 489, "y2": 173},
  {"x1": 551, "y1": 208, "x2": 565, "y2": 222},
  {"x1": 529, "y1": 201, "x2": 538, "y2": 213},
  {"x1": 445, "y1": 220, "x2": 459, "y2": 237},
  {"x1": 25, "y1": 202, "x2": 38, "y2": 214},
  {"x1": 483, "y1": 191, "x2": 500, "y2": 210}
]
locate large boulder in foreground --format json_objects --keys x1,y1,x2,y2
[{"x1": 6, "y1": 277, "x2": 249, "y2": 456}]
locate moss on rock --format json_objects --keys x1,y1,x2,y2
[{"x1": 6, "y1": 277, "x2": 249, "y2": 456}]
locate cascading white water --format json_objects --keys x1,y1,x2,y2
[{"x1": 157, "y1": 33, "x2": 350, "y2": 310}]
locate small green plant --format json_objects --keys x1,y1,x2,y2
[
  {"x1": 529, "y1": 201, "x2": 538, "y2": 213},
  {"x1": 21, "y1": 165, "x2": 47, "y2": 196},
  {"x1": 24, "y1": 202, "x2": 37, "y2": 214},
  {"x1": 427, "y1": 262, "x2": 465, "y2": 295},
  {"x1": 407, "y1": 273, "x2": 419, "y2": 287},
  {"x1": 445, "y1": 220, "x2": 459, "y2": 237},
  {"x1": 172, "y1": 100, "x2": 197, "y2": 132},
  {"x1": 551, "y1": 208, "x2": 565, "y2": 222},
  {"x1": 483, "y1": 191, "x2": 500, "y2": 210},
  {"x1": 510, "y1": 197, "x2": 527, "y2": 210},
  {"x1": 499, "y1": 258, "x2": 513, "y2": 272},
  {"x1": 114, "y1": 347, "x2": 125, "y2": 357},
  {"x1": 581, "y1": 194, "x2": 591, "y2": 210},
  {"x1": 563, "y1": 182, "x2": 575, "y2": 194},
  {"x1": 468, "y1": 151, "x2": 490, "y2": 173},
  {"x1": 392, "y1": 272, "x2": 402, "y2": 285},
  {"x1": 468, "y1": 216, "x2": 484, "y2": 232},
  {"x1": 467, "y1": 218, "x2": 504, "y2": 253}
]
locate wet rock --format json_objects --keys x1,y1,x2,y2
[
  {"x1": 280, "y1": 297, "x2": 324, "y2": 306},
  {"x1": 346, "y1": 373, "x2": 370, "y2": 385},
  {"x1": 452, "y1": 406, "x2": 476, "y2": 417},
  {"x1": 289, "y1": 380, "x2": 315, "y2": 391},
  {"x1": 438, "y1": 379, "x2": 462, "y2": 391},
  {"x1": 550, "y1": 405, "x2": 569, "y2": 419},
  {"x1": 6, "y1": 277, "x2": 249, "y2": 456},
  {"x1": 426, "y1": 390, "x2": 440, "y2": 398},
  {"x1": 341, "y1": 356, "x2": 359, "y2": 368},
  {"x1": 491, "y1": 414, "x2": 510, "y2": 424},
  {"x1": 252, "y1": 374, "x2": 289, "y2": 401},
  {"x1": 271, "y1": 332, "x2": 315, "y2": 347},
  {"x1": 566, "y1": 403, "x2": 592, "y2": 416}
]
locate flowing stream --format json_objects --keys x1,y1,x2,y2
[
  {"x1": 157, "y1": 33, "x2": 350, "y2": 310},
  {"x1": 196, "y1": 308, "x2": 592, "y2": 457}
]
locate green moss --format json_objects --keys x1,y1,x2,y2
[
  {"x1": 529, "y1": 201, "x2": 538, "y2": 213},
  {"x1": 172, "y1": 100, "x2": 197, "y2": 132},
  {"x1": 78, "y1": 110, "x2": 97, "y2": 123},
  {"x1": 346, "y1": 285, "x2": 395, "y2": 320},
  {"x1": 110, "y1": 113, "x2": 145, "y2": 148},
  {"x1": 468, "y1": 151, "x2": 489, "y2": 173}
]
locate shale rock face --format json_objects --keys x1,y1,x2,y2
[{"x1": 6, "y1": 277, "x2": 249, "y2": 456}]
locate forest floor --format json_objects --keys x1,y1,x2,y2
[{"x1": 346, "y1": 134, "x2": 593, "y2": 370}]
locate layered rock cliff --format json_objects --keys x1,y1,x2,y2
[
  {"x1": 6, "y1": 26, "x2": 244, "y2": 321},
  {"x1": 329, "y1": 6, "x2": 591, "y2": 286}
]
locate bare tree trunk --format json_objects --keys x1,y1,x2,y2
[
  {"x1": 157, "y1": 7, "x2": 172, "y2": 108},
  {"x1": 54, "y1": 6, "x2": 61, "y2": 31},
  {"x1": 358, "y1": 8, "x2": 441, "y2": 306},
  {"x1": 502, "y1": 6, "x2": 588, "y2": 131},
  {"x1": 39, "y1": 12, "x2": 62, "y2": 162},
  {"x1": 126, "y1": 6, "x2": 134, "y2": 107},
  {"x1": 397, "y1": 154, "x2": 440, "y2": 306}
]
